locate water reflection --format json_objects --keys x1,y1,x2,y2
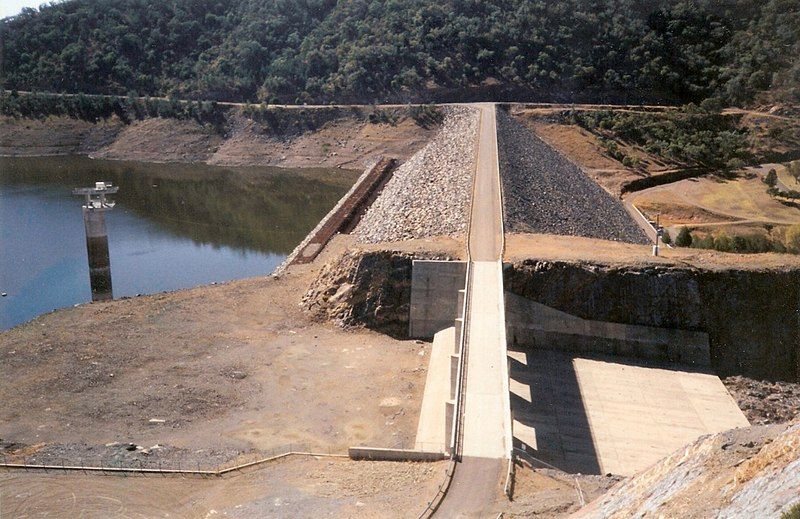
[{"x1": 0, "y1": 155, "x2": 357, "y2": 329}]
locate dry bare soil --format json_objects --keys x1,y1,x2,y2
[
  {"x1": 0, "y1": 111, "x2": 436, "y2": 170},
  {"x1": 0, "y1": 457, "x2": 448, "y2": 518},
  {"x1": 504, "y1": 232, "x2": 800, "y2": 270},
  {"x1": 0, "y1": 241, "x2": 431, "y2": 467},
  {"x1": 631, "y1": 165, "x2": 800, "y2": 226}
]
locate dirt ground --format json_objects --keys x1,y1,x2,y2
[
  {"x1": 629, "y1": 166, "x2": 800, "y2": 227},
  {"x1": 209, "y1": 114, "x2": 436, "y2": 169},
  {"x1": 724, "y1": 376, "x2": 800, "y2": 426},
  {"x1": 504, "y1": 232, "x2": 800, "y2": 271},
  {"x1": 0, "y1": 239, "x2": 432, "y2": 468},
  {"x1": 92, "y1": 117, "x2": 225, "y2": 163},
  {"x1": 0, "y1": 116, "x2": 122, "y2": 156},
  {"x1": 0, "y1": 112, "x2": 436, "y2": 170},
  {"x1": 0, "y1": 457, "x2": 449, "y2": 518},
  {"x1": 633, "y1": 189, "x2": 739, "y2": 226},
  {"x1": 503, "y1": 465, "x2": 620, "y2": 518}
]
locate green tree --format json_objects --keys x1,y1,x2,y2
[
  {"x1": 765, "y1": 169, "x2": 778, "y2": 187},
  {"x1": 675, "y1": 227, "x2": 693, "y2": 247}
]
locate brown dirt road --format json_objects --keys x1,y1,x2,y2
[{"x1": 0, "y1": 457, "x2": 448, "y2": 518}]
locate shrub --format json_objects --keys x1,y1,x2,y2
[
  {"x1": 675, "y1": 227, "x2": 693, "y2": 247},
  {"x1": 714, "y1": 233, "x2": 732, "y2": 252},
  {"x1": 660, "y1": 230, "x2": 671, "y2": 244},
  {"x1": 786, "y1": 225, "x2": 800, "y2": 251},
  {"x1": 781, "y1": 502, "x2": 800, "y2": 519},
  {"x1": 408, "y1": 104, "x2": 443, "y2": 128},
  {"x1": 622, "y1": 155, "x2": 637, "y2": 168},
  {"x1": 692, "y1": 234, "x2": 714, "y2": 249},
  {"x1": 368, "y1": 108, "x2": 398, "y2": 125},
  {"x1": 764, "y1": 169, "x2": 778, "y2": 187}
]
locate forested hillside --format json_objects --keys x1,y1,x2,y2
[{"x1": 1, "y1": 0, "x2": 797, "y2": 105}]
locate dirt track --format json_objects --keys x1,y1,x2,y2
[{"x1": 0, "y1": 457, "x2": 449, "y2": 518}]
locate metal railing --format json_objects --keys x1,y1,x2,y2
[
  {"x1": 449, "y1": 260, "x2": 472, "y2": 459},
  {"x1": 416, "y1": 460, "x2": 457, "y2": 519}
]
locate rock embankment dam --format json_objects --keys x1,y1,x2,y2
[
  {"x1": 3, "y1": 101, "x2": 799, "y2": 518},
  {"x1": 302, "y1": 101, "x2": 798, "y2": 514}
]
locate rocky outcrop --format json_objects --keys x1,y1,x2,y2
[
  {"x1": 497, "y1": 108, "x2": 649, "y2": 244},
  {"x1": 506, "y1": 260, "x2": 800, "y2": 381},
  {"x1": 724, "y1": 376, "x2": 800, "y2": 425},
  {"x1": 574, "y1": 421, "x2": 800, "y2": 518},
  {"x1": 353, "y1": 106, "x2": 478, "y2": 243},
  {"x1": 302, "y1": 249, "x2": 454, "y2": 338}
]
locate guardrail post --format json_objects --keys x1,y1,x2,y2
[{"x1": 445, "y1": 400, "x2": 455, "y2": 456}]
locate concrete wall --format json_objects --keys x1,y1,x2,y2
[
  {"x1": 348, "y1": 446, "x2": 446, "y2": 461},
  {"x1": 410, "y1": 260, "x2": 467, "y2": 338},
  {"x1": 506, "y1": 260, "x2": 800, "y2": 381},
  {"x1": 506, "y1": 292, "x2": 710, "y2": 366}
]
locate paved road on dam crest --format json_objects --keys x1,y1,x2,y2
[{"x1": 436, "y1": 103, "x2": 512, "y2": 517}]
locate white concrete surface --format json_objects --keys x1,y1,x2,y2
[
  {"x1": 460, "y1": 261, "x2": 512, "y2": 459},
  {"x1": 510, "y1": 349, "x2": 750, "y2": 476},
  {"x1": 415, "y1": 327, "x2": 455, "y2": 452}
]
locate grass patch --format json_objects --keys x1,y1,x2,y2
[{"x1": 673, "y1": 224, "x2": 795, "y2": 254}]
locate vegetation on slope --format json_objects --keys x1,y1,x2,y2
[
  {"x1": 1, "y1": 0, "x2": 797, "y2": 105},
  {"x1": 561, "y1": 108, "x2": 752, "y2": 171}
]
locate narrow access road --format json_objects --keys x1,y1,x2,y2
[
  {"x1": 468, "y1": 103, "x2": 505, "y2": 262},
  {"x1": 435, "y1": 103, "x2": 512, "y2": 517}
]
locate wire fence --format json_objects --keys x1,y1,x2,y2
[{"x1": 0, "y1": 443, "x2": 347, "y2": 478}]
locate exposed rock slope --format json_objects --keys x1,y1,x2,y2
[
  {"x1": 302, "y1": 248, "x2": 456, "y2": 338},
  {"x1": 574, "y1": 421, "x2": 800, "y2": 518}
]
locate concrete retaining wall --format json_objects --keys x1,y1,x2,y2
[
  {"x1": 506, "y1": 259, "x2": 800, "y2": 381},
  {"x1": 410, "y1": 260, "x2": 468, "y2": 338},
  {"x1": 277, "y1": 157, "x2": 396, "y2": 273},
  {"x1": 506, "y1": 292, "x2": 710, "y2": 366},
  {"x1": 348, "y1": 447, "x2": 446, "y2": 461}
]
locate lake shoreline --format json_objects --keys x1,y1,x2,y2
[
  {"x1": 0, "y1": 111, "x2": 436, "y2": 169},
  {"x1": 0, "y1": 155, "x2": 358, "y2": 330}
]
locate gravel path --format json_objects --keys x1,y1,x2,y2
[
  {"x1": 497, "y1": 109, "x2": 649, "y2": 244},
  {"x1": 354, "y1": 106, "x2": 478, "y2": 243}
]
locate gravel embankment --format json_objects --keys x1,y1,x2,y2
[
  {"x1": 497, "y1": 109, "x2": 649, "y2": 244},
  {"x1": 354, "y1": 106, "x2": 478, "y2": 243}
]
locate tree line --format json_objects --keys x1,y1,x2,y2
[{"x1": 1, "y1": 0, "x2": 797, "y2": 105}]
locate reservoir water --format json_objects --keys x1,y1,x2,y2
[{"x1": 0, "y1": 155, "x2": 357, "y2": 330}]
